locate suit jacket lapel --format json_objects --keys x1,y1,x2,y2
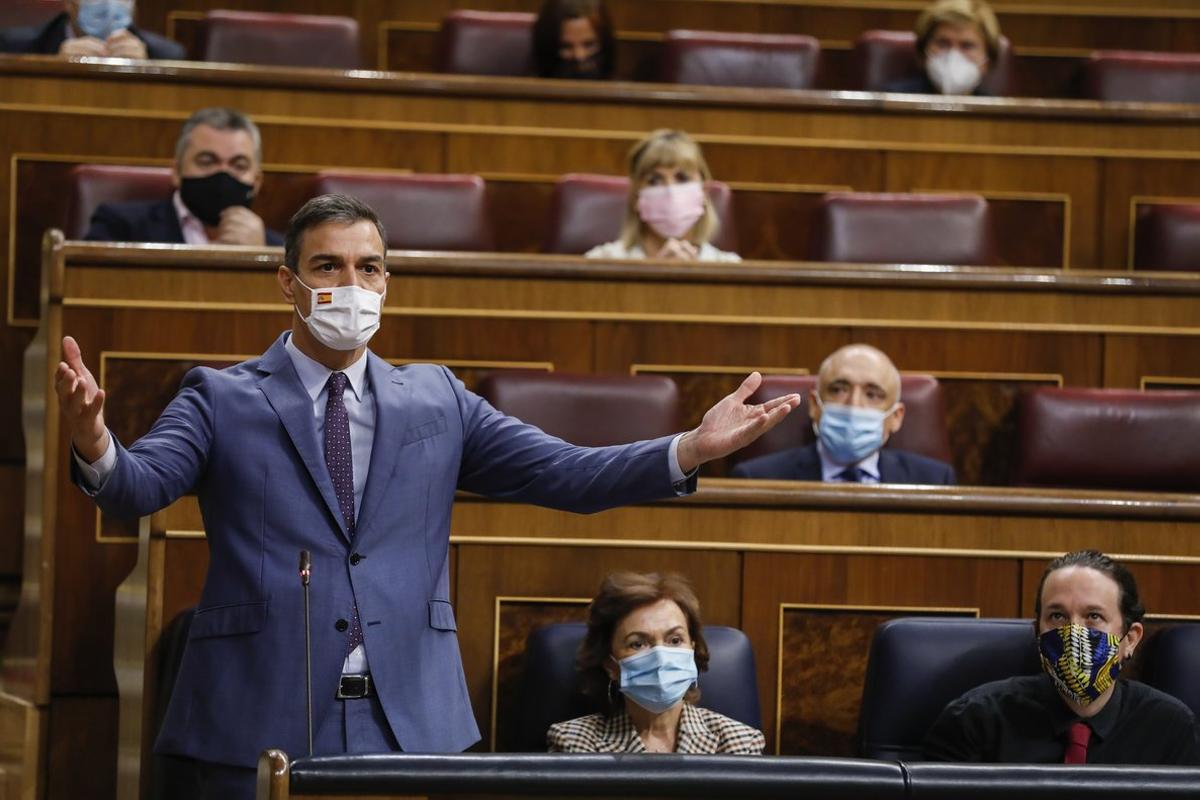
[
  {"x1": 257, "y1": 335, "x2": 349, "y2": 541},
  {"x1": 153, "y1": 197, "x2": 186, "y2": 244},
  {"x1": 676, "y1": 704, "x2": 719, "y2": 754},
  {"x1": 355, "y1": 353, "x2": 407, "y2": 540},
  {"x1": 796, "y1": 443, "x2": 824, "y2": 481}
]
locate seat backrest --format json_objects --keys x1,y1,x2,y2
[
  {"x1": 542, "y1": 174, "x2": 738, "y2": 255},
  {"x1": 314, "y1": 172, "x2": 495, "y2": 252},
  {"x1": 1133, "y1": 203, "x2": 1200, "y2": 271},
  {"x1": 731, "y1": 374, "x2": 952, "y2": 466},
  {"x1": 201, "y1": 10, "x2": 360, "y2": 70},
  {"x1": 659, "y1": 30, "x2": 820, "y2": 90},
  {"x1": 1012, "y1": 387, "x2": 1200, "y2": 491},
  {"x1": 855, "y1": 30, "x2": 1015, "y2": 96},
  {"x1": 476, "y1": 371, "x2": 680, "y2": 447},
  {"x1": 436, "y1": 10, "x2": 534, "y2": 76},
  {"x1": 811, "y1": 192, "x2": 998, "y2": 266},
  {"x1": 1143, "y1": 624, "x2": 1200, "y2": 718},
  {"x1": 515, "y1": 622, "x2": 761, "y2": 752},
  {"x1": 67, "y1": 164, "x2": 174, "y2": 239},
  {"x1": 1083, "y1": 50, "x2": 1200, "y2": 104},
  {"x1": 858, "y1": 617, "x2": 1040, "y2": 760}
]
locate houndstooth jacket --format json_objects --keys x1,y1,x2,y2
[{"x1": 547, "y1": 703, "x2": 765, "y2": 754}]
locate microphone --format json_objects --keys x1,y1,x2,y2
[{"x1": 299, "y1": 550, "x2": 313, "y2": 756}]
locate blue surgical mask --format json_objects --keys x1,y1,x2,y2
[
  {"x1": 76, "y1": 0, "x2": 133, "y2": 40},
  {"x1": 616, "y1": 646, "x2": 697, "y2": 714},
  {"x1": 813, "y1": 394, "x2": 897, "y2": 466}
]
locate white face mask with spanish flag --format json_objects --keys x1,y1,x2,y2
[{"x1": 294, "y1": 274, "x2": 384, "y2": 351}]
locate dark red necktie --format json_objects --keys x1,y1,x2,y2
[
  {"x1": 325, "y1": 372, "x2": 363, "y2": 654},
  {"x1": 1063, "y1": 722, "x2": 1091, "y2": 764}
]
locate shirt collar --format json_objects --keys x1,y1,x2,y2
[
  {"x1": 817, "y1": 441, "x2": 881, "y2": 482},
  {"x1": 283, "y1": 331, "x2": 368, "y2": 403}
]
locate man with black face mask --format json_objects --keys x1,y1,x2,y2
[
  {"x1": 923, "y1": 550, "x2": 1200, "y2": 765},
  {"x1": 85, "y1": 106, "x2": 283, "y2": 246}
]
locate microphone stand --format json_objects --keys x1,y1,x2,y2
[{"x1": 299, "y1": 550, "x2": 313, "y2": 756}]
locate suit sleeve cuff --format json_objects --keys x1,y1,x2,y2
[
  {"x1": 72, "y1": 433, "x2": 116, "y2": 494},
  {"x1": 668, "y1": 433, "x2": 698, "y2": 495}
]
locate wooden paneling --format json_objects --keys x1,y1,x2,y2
[
  {"x1": 46, "y1": 696, "x2": 117, "y2": 800},
  {"x1": 743, "y1": 552, "x2": 1021, "y2": 752}
]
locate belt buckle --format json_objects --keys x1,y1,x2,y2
[{"x1": 337, "y1": 674, "x2": 371, "y2": 699}]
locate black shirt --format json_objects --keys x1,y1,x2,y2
[{"x1": 922, "y1": 674, "x2": 1200, "y2": 765}]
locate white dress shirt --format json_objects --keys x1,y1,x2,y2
[
  {"x1": 172, "y1": 191, "x2": 211, "y2": 245},
  {"x1": 817, "y1": 441, "x2": 882, "y2": 484}
]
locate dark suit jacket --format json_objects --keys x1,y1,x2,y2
[
  {"x1": 85, "y1": 197, "x2": 284, "y2": 246},
  {"x1": 882, "y1": 73, "x2": 990, "y2": 97},
  {"x1": 730, "y1": 442, "x2": 956, "y2": 485},
  {"x1": 0, "y1": 13, "x2": 186, "y2": 59}
]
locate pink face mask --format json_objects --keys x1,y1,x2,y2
[{"x1": 636, "y1": 182, "x2": 706, "y2": 240}]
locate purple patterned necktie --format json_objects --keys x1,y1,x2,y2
[{"x1": 324, "y1": 372, "x2": 363, "y2": 653}]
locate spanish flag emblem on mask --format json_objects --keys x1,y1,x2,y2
[{"x1": 316, "y1": 292, "x2": 334, "y2": 305}]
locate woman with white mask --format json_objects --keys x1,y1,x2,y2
[
  {"x1": 547, "y1": 572, "x2": 764, "y2": 753},
  {"x1": 585, "y1": 129, "x2": 741, "y2": 263},
  {"x1": 884, "y1": 0, "x2": 1002, "y2": 97}
]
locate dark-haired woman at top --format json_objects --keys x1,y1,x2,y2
[
  {"x1": 532, "y1": 0, "x2": 615, "y2": 79},
  {"x1": 547, "y1": 571, "x2": 764, "y2": 754}
]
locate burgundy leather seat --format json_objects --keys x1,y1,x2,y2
[
  {"x1": 1083, "y1": 50, "x2": 1200, "y2": 104},
  {"x1": 542, "y1": 173, "x2": 738, "y2": 254},
  {"x1": 66, "y1": 164, "x2": 173, "y2": 239},
  {"x1": 659, "y1": 30, "x2": 820, "y2": 90},
  {"x1": 200, "y1": 10, "x2": 360, "y2": 70},
  {"x1": 1133, "y1": 203, "x2": 1200, "y2": 271},
  {"x1": 475, "y1": 371, "x2": 681, "y2": 447},
  {"x1": 855, "y1": 30, "x2": 1015, "y2": 95},
  {"x1": 435, "y1": 10, "x2": 534, "y2": 76},
  {"x1": 1012, "y1": 387, "x2": 1200, "y2": 491},
  {"x1": 314, "y1": 172, "x2": 495, "y2": 252},
  {"x1": 730, "y1": 374, "x2": 952, "y2": 466},
  {"x1": 811, "y1": 192, "x2": 998, "y2": 266}
]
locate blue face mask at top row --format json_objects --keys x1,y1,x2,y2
[
  {"x1": 76, "y1": 0, "x2": 134, "y2": 41},
  {"x1": 813, "y1": 394, "x2": 898, "y2": 466}
]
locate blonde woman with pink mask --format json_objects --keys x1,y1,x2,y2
[{"x1": 586, "y1": 129, "x2": 740, "y2": 263}]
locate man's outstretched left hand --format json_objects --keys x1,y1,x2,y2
[{"x1": 676, "y1": 372, "x2": 802, "y2": 474}]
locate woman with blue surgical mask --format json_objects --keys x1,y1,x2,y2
[{"x1": 547, "y1": 572, "x2": 764, "y2": 754}]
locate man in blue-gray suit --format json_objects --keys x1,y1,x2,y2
[
  {"x1": 731, "y1": 344, "x2": 956, "y2": 485},
  {"x1": 56, "y1": 194, "x2": 801, "y2": 797}
]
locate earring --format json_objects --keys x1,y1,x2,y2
[{"x1": 607, "y1": 680, "x2": 618, "y2": 706}]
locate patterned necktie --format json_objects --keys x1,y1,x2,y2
[
  {"x1": 837, "y1": 466, "x2": 863, "y2": 483},
  {"x1": 1063, "y1": 721, "x2": 1091, "y2": 764},
  {"x1": 324, "y1": 372, "x2": 363, "y2": 653}
]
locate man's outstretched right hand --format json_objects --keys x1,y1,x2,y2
[{"x1": 55, "y1": 336, "x2": 110, "y2": 463}]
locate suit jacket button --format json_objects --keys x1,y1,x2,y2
[
  {"x1": 350, "y1": 553, "x2": 362, "y2": 566},
  {"x1": 335, "y1": 619, "x2": 349, "y2": 632}
]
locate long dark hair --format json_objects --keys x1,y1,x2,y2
[{"x1": 532, "y1": 0, "x2": 615, "y2": 79}]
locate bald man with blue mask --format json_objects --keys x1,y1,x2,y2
[{"x1": 731, "y1": 344, "x2": 956, "y2": 485}]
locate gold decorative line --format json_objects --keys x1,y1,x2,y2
[
  {"x1": 630, "y1": 364, "x2": 809, "y2": 376},
  {"x1": 11, "y1": 150, "x2": 416, "y2": 176},
  {"x1": 57, "y1": 299, "x2": 1200, "y2": 338},
  {"x1": 1141, "y1": 376, "x2": 1200, "y2": 389},
  {"x1": 924, "y1": 370, "x2": 1064, "y2": 386},
  {"x1": 7, "y1": 101, "x2": 1200, "y2": 164},
  {"x1": 390, "y1": 358, "x2": 553, "y2": 371},
  {"x1": 1145, "y1": 612, "x2": 1200, "y2": 622},
  {"x1": 163, "y1": 530, "x2": 205, "y2": 540},
  {"x1": 6, "y1": 152, "x2": 20, "y2": 327},
  {"x1": 489, "y1": 595, "x2": 590, "y2": 752},
  {"x1": 446, "y1": 536, "x2": 1200, "y2": 565},
  {"x1": 773, "y1": 601, "x2": 978, "y2": 754},
  {"x1": 723, "y1": 181, "x2": 853, "y2": 194}
]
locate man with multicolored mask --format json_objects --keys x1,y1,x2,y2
[
  {"x1": 85, "y1": 106, "x2": 283, "y2": 247},
  {"x1": 0, "y1": 0, "x2": 185, "y2": 59},
  {"x1": 923, "y1": 550, "x2": 1200, "y2": 764},
  {"x1": 731, "y1": 344, "x2": 956, "y2": 484}
]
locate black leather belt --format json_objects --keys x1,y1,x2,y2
[{"x1": 336, "y1": 673, "x2": 374, "y2": 699}]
